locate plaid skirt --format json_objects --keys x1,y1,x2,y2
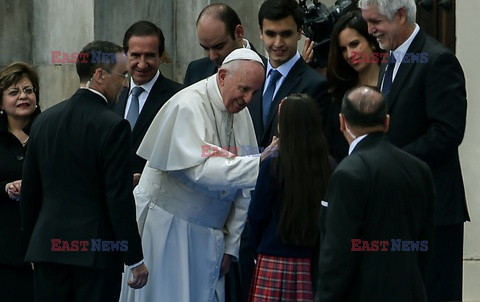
[{"x1": 248, "y1": 254, "x2": 313, "y2": 302}]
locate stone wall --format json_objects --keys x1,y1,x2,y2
[{"x1": 0, "y1": 0, "x2": 337, "y2": 107}]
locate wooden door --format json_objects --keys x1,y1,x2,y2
[{"x1": 416, "y1": 0, "x2": 456, "y2": 53}]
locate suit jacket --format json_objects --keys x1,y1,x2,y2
[
  {"x1": 315, "y1": 133, "x2": 435, "y2": 302},
  {"x1": 183, "y1": 42, "x2": 260, "y2": 86},
  {"x1": 183, "y1": 57, "x2": 217, "y2": 87},
  {"x1": 21, "y1": 89, "x2": 143, "y2": 270},
  {"x1": 248, "y1": 57, "x2": 330, "y2": 148},
  {"x1": 111, "y1": 72, "x2": 182, "y2": 173},
  {"x1": 379, "y1": 28, "x2": 468, "y2": 225}
]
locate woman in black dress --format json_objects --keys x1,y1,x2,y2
[{"x1": 0, "y1": 62, "x2": 41, "y2": 302}]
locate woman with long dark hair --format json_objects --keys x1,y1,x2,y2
[
  {"x1": 326, "y1": 10, "x2": 383, "y2": 162},
  {"x1": 248, "y1": 93, "x2": 332, "y2": 301}
]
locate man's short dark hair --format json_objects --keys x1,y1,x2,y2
[
  {"x1": 258, "y1": 0, "x2": 304, "y2": 30},
  {"x1": 123, "y1": 20, "x2": 165, "y2": 56},
  {"x1": 76, "y1": 40, "x2": 124, "y2": 82},
  {"x1": 341, "y1": 86, "x2": 387, "y2": 127},
  {"x1": 197, "y1": 4, "x2": 242, "y2": 40}
]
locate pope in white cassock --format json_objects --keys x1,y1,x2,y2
[{"x1": 120, "y1": 48, "x2": 274, "y2": 302}]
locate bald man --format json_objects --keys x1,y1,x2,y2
[
  {"x1": 184, "y1": 3, "x2": 261, "y2": 86},
  {"x1": 315, "y1": 86, "x2": 435, "y2": 302}
]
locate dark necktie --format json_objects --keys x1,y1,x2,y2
[
  {"x1": 126, "y1": 86, "x2": 144, "y2": 130},
  {"x1": 262, "y1": 69, "x2": 282, "y2": 127},
  {"x1": 381, "y1": 53, "x2": 396, "y2": 99}
]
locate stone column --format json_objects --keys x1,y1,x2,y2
[
  {"x1": 32, "y1": 0, "x2": 94, "y2": 109},
  {"x1": 0, "y1": 0, "x2": 34, "y2": 69}
]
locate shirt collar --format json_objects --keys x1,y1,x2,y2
[
  {"x1": 391, "y1": 24, "x2": 420, "y2": 63},
  {"x1": 266, "y1": 51, "x2": 300, "y2": 78},
  {"x1": 243, "y1": 39, "x2": 251, "y2": 50},
  {"x1": 348, "y1": 134, "x2": 368, "y2": 155},
  {"x1": 129, "y1": 70, "x2": 160, "y2": 95},
  {"x1": 80, "y1": 87, "x2": 108, "y2": 103}
]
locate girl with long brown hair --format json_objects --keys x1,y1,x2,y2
[{"x1": 248, "y1": 93, "x2": 332, "y2": 301}]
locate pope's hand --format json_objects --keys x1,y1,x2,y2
[{"x1": 129, "y1": 263, "x2": 149, "y2": 289}]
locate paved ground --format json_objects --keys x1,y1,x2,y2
[{"x1": 464, "y1": 260, "x2": 480, "y2": 301}]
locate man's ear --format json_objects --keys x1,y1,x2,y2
[
  {"x1": 217, "y1": 68, "x2": 228, "y2": 86},
  {"x1": 339, "y1": 113, "x2": 346, "y2": 133},
  {"x1": 395, "y1": 7, "x2": 407, "y2": 25},
  {"x1": 297, "y1": 26, "x2": 303, "y2": 40},
  {"x1": 93, "y1": 67, "x2": 105, "y2": 83},
  {"x1": 234, "y1": 24, "x2": 244, "y2": 41},
  {"x1": 383, "y1": 114, "x2": 390, "y2": 133}
]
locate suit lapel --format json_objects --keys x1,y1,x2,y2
[
  {"x1": 132, "y1": 73, "x2": 166, "y2": 138},
  {"x1": 261, "y1": 59, "x2": 305, "y2": 143},
  {"x1": 195, "y1": 58, "x2": 217, "y2": 80},
  {"x1": 248, "y1": 89, "x2": 264, "y2": 142},
  {"x1": 378, "y1": 64, "x2": 386, "y2": 86},
  {"x1": 247, "y1": 57, "x2": 268, "y2": 143},
  {"x1": 387, "y1": 30, "x2": 427, "y2": 112},
  {"x1": 205, "y1": 61, "x2": 217, "y2": 78},
  {"x1": 114, "y1": 88, "x2": 129, "y2": 115}
]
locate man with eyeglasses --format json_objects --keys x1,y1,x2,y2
[
  {"x1": 111, "y1": 21, "x2": 182, "y2": 186},
  {"x1": 20, "y1": 40, "x2": 149, "y2": 301}
]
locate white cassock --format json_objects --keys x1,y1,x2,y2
[{"x1": 119, "y1": 74, "x2": 260, "y2": 302}]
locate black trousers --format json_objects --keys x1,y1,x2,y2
[
  {"x1": 33, "y1": 262, "x2": 121, "y2": 302},
  {"x1": 0, "y1": 264, "x2": 34, "y2": 302},
  {"x1": 225, "y1": 222, "x2": 255, "y2": 302},
  {"x1": 426, "y1": 223, "x2": 464, "y2": 302}
]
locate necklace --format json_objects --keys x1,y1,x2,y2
[
  {"x1": 206, "y1": 81, "x2": 236, "y2": 153},
  {"x1": 225, "y1": 113, "x2": 235, "y2": 151},
  {"x1": 9, "y1": 129, "x2": 29, "y2": 147}
]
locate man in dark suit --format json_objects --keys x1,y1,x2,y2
[
  {"x1": 111, "y1": 21, "x2": 182, "y2": 185},
  {"x1": 360, "y1": 1, "x2": 469, "y2": 300},
  {"x1": 20, "y1": 41, "x2": 148, "y2": 301},
  {"x1": 184, "y1": 3, "x2": 258, "y2": 86},
  {"x1": 315, "y1": 86, "x2": 435, "y2": 302},
  {"x1": 249, "y1": 0, "x2": 330, "y2": 149}
]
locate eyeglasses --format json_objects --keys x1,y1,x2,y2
[{"x1": 5, "y1": 86, "x2": 36, "y2": 97}]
